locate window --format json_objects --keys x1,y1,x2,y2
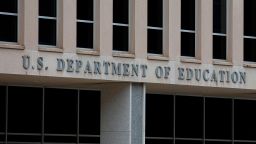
[
  {"x1": 146, "y1": 94, "x2": 173, "y2": 143},
  {"x1": 176, "y1": 96, "x2": 203, "y2": 139},
  {"x1": 0, "y1": 86, "x2": 100, "y2": 144},
  {"x1": 147, "y1": 0, "x2": 163, "y2": 54},
  {"x1": 146, "y1": 95, "x2": 242, "y2": 144},
  {"x1": 181, "y1": 0, "x2": 196, "y2": 57},
  {"x1": 205, "y1": 98, "x2": 232, "y2": 143},
  {"x1": 44, "y1": 88, "x2": 77, "y2": 143},
  {"x1": 79, "y1": 90, "x2": 100, "y2": 143},
  {"x1": 77, "y1": 0, "x2": 94, "y2": 49},
  {"x1": 0, "y1": 0, "x2": 18, "y2": 43},
  {"x1": 244, "y1": 0, "x2": 256, "y2": 62},
  {"x1": 234, "y1": 99, "x2": 256, "y2": 141},
  {"x1": 213, "y1": 0, "x2": 227, "y2": 60},
  {"x1": 113, "y1": 0, "x2": 129, "y2": 51},
  {"x1": 39, "y1": 0, "x2": 57, "y2": 46},
  {"x1": 8, "y1": 86, "x2": 42, "y2": 143}
]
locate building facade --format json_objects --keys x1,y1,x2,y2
[{"x1": 0, "y1": 0, "x2": 256, "y2": 144}]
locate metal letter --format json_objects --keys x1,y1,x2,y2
[
  {"x1": 178, "y1": 67, "x2": 185, "y2": 80},
  {"x1": 123, "y1": 64, "x2": 130, "y2": 76},
  {"x1": 75, "y1": 60, "x2": 83, "y2": 73},
  {"x1": 155, "y1": 66, "x2": 163, "y2": 79},
  {"x1": 66, "y1": 59, "x2": 74, "y2": 72},
  {"x1": 37, "y1": 57, "x2": 44, "y2": 70},
  {"x1": 56, "y1": 58, "x2": 65, "y2": 71},
  {"x1": 22, "y1": 55, "x2": 30, "y2": 70},
  {"x1": 203, "y1": 69, "x2": 210, "y2": 81}
]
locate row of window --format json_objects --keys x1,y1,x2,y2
[
  {"x1": 1, "y1": 86, "x2": 256, "y2": 144},
  {"x1": 0, "y1": 0, "x2": 256, "y2": 62},
  {"x1": 146, "y1": 94, "x2": 256, "y2": 144},
  {"x1": 0, "y1": 86, "x2": 100, "y2": 143}
]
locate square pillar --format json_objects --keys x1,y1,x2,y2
[{"x1": 101, "y1": 83, "x2": 145, "y2": 144}]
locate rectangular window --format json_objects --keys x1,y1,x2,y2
[
  {"x1": 205, "y1": 98, "x2": 232, "y2": 140},
  {"x1": 113, "y1": 0, "x2": 129, "y2": 51},
  {"x1": 244, "y1": 0, "x2": 256, "y2": 62},
  {"x1": 0, "y1": 0, "x2": 18, "y2": 43},
  {"x1": 175, "y1": 96, "x2": 203, "y2": 139},
  {"x1": 147, "y1": 0, "x2": 163, "y2": 54},
  {"x1": 39, "y1": 0, "x2": 57, "y2": 46},
  {"x1": 79, "y1": 90, "x2": 101, "y2": 143},
  {"x1": 146, "y1": 94, "x2": 173, "y2": 143},
  {"x1": 77, "y1": 0, "x2": 94, "y2": 49},
  {"x1": 44, "y1": 88, "x2": 77, "y2": 143},
  {"x1": 234, "y1": 99, "x2": 256, "y2": 140},
  {"x1": 8, "y1": 86, "x2": 42, "y2": 143},
  {"x1": 181, "y1": 0, "x2": 196, "y2": 57},
  {"x1": 213, "y1": 0, "x2": 227, "y2": 60}
]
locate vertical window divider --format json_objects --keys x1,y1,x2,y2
[
  {"x1": 42, "y1": 87, "x2": 45, "y2": 144},
  {"x1": 173, "y1": 95, "x2": 176, "y2": 144},
  {"x1": 232, "y1": 99, "x2": 234, "y2": 144},
  {"x1": 203, "y1": 97, "x2": 205, "y2": 144},
  {"x1": 77, "y1": 90, "x2": 80, "y2": 144},
  {"x1": 5, "y1": 86, "x2": 8, "y2": 144}
]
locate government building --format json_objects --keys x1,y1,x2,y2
[{"x1": 0, "y1": 0, "x2": 256, "y2": 144}]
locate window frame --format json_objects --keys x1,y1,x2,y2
[
  {"x1": 38, "y1": 0, "x2": 60, "y2": 49},
  {"x1": 0, "y1": 0, "x2": 23, "y2": 49},
  {"x1": 243, "y1": 0, "x2": 256, "y2": 63},
  {"x1": 76, "y1": 0, "x2": 96, "y2": 50},
  {"x1": 112, "y1": 0, "x2": 131, "y2": 53},
  {"x1": 212, "y1": 0, "x2": 228, "y2": 61},
  {"x1": 180, "y1": 0, "x2": 198, "y2": 59},
  {"x1": 147, "y1": 0, "x2": 164, "y2": 56}
]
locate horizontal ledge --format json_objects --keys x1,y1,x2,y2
[
  {"x1": 243, "y1": 62, "x2": 256, "y2": 68},
  {"x1": 213, "y1": 59, "x2": 233, "y2": 66},
  {"x1": 147, "y1": 54, "x2": 169, "y2": 61},
  {"x1": 0, "y1": 42, "x2": 24, "y2": 50},
  {"x1": 180, "y1": 56, "x2": 201, "y2": 64},
  {"x1": 76, "y1": 48, "x2": 100, "y2": 56},
  {"x1": 39, "y1": 47, "x2": 63, "y2": 53},
  {"x1": 112, "y1": 51, "x2": 135, "y2": 58}
]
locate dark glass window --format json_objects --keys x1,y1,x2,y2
[
  {"x1": 39, "y1": 0, "x2": 57, "y2": 46},
  {"x1": 79, "y1": 90, "x2": 100, "y2": 143},
  {"x1": 146, "y1": 94, "x2": 173, "y2": 138},
  {"x1": 205, "y1": 98, "x2": 232, "y2": 140},
  {"x1": 113, "y1": 0, "x2": 129, "y2": 51},
  {"x1": 0, "y1": 86, "x2": 6, "y2": 142},
  {"x1": 181, "y1": 0, "x2": 195, "y2": 30},
  {"x1": 213, "y1": 0, "x2": 227, "y2": 60},
  {"x1": 147, "y1": 0, "x2": 163, "y2": 54},
  {"x1": 181, "y1": 32, "x2": 195, "y2": 57},
  {"x1": 175, "y1": 96, "x2": 203, "y2": 138},
  {"x1": 244, "y1": 0, "x2": 256, "y2": 62},
  {"x1": 77, "y1": 0, "x2": 94, "y2": 48},
  {"x1": 7, "y1": 87, "x2": 42, "y2": 143},
  {"x1": 8, "y1": 87, "x2": 42, "y2": 135},
  {"x1": 234, "y1": 99, "x2": 256, "y2": 140},
  {"x1": 181, "y1": 0, "x2": 195, "y2": 57},
  {"x1": 113, "y1": 25, "x2": 129, "y2": 51},
  {"x1": 244, "y1": 38, "x2": 256, "y2": 62},
  {"x1": 44, "y1": 88, "x2": 77, "y2": 143},
  {"x1": 0, "y1": 0, "x2": 18, "y2": 42}
]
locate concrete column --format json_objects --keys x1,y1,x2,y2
[
  {"x1": 20, "y1": 0, "x2": 38, "y2": 51},
  {"x1": 228, "y1": 0, "x2": 243, "y2": 66},
  {"x1": 167, "y1": 0, "x2": 181, "y2": 61},
  {"x1": 131, "y1": 0, "x2": 147, "y2": 58},
  {"x1": 197, "y1": 0, "x2": 213, "y2": 64},
  {"x1": 98, "y1": 0, "x2": 113, "y2": 56},
  {"x1": 59, "y1": 0, "x2": 76, "y2": 53},
  {"x1": 101, "y1": 83, "x2": 145, "y2": 144}
]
